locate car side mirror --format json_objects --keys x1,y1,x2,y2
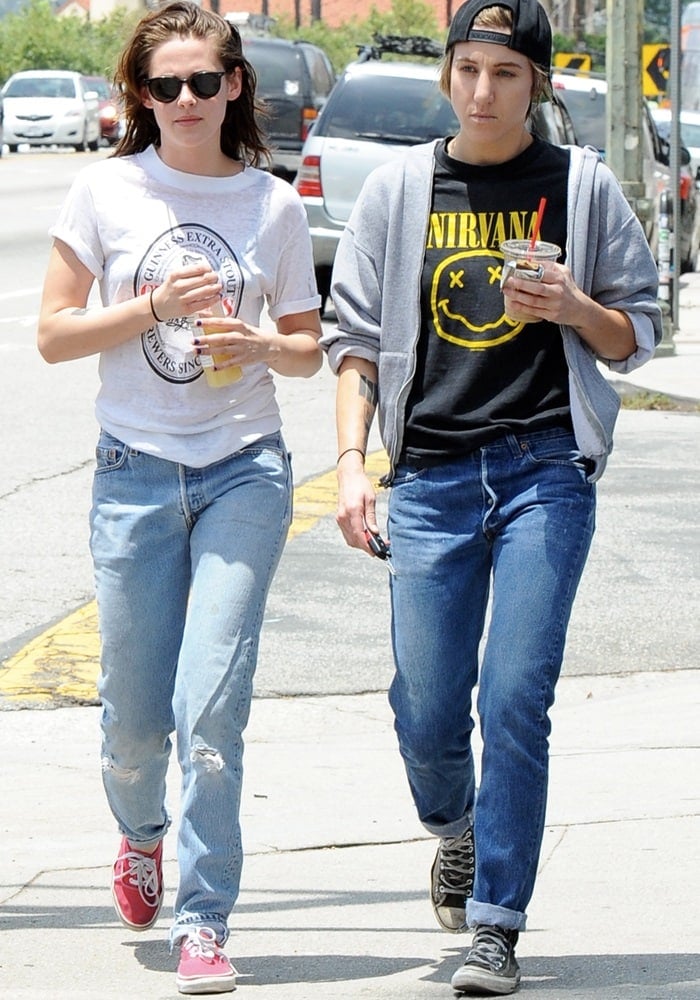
[
  {"x1": 658, "y1": 135, "x2": 671, "y2": 165},
  {"x1": 680, "y1": 144, "x2": 691, "y2": 166}
]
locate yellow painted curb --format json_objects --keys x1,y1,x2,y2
[{"x1": 0, "y1": 451, "x2": 388, "y2": 706}]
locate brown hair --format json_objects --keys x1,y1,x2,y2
[
  {"x1": 113, "y1": 0, "x2": 269, "y2": 167},
  {"x1": 439, "y1": 5, "x2": 550, "y2": 107}
]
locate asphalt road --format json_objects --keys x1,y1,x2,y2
[{"x1": 0, "y1": 149, "x2": 698, "y2": 708}]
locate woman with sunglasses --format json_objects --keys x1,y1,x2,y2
[{"x1": 37, "y1": 2, "x2": 321, "y2": 994}]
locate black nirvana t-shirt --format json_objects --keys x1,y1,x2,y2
[{"x1": 402, "y1": 137, "x2": 572, "y2": 466}]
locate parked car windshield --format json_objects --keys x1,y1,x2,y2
[
  {"x1": 553, "y1": 84, "x2": 606, "y2": 150},
  {"x1": 318, "y1": 73, "x2": 458, "y2": 143},
  {"x1": 85, "y1": 77, "x2": 113, "y2": 100},
  {"x1": 5, "y1": 76, "x2": 77, "y2": 99},
  {"x1": 654, "y1": 116, "x2": 700, "y2": 150},
  {"x1": 681, "y1": 121, "x2": 700, "y2": 147},
  {"x1": 245, "y1": 43, "x2": 304, "y2": 96}
]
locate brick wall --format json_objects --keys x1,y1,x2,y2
[{"x1": 216, "y1": 0, "x2": 455, "y2": 31}]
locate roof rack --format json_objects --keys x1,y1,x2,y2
[{"x1": 355, "y1": 33, "x2": 444, "y2": 63}]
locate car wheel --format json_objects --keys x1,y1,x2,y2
[
  {"x1": 8, "y1": 144, "x2": 18, "y2": 153},
  {"x1": 73, "y1": 130, "x2": 87, "y2": 152},
  {"x1": 88, "y1": 137, "x2": 99, "y2": 152}
]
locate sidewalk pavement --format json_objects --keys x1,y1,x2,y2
[
  {"x1": 601, "y1": 280, "x2": 700, "y2": 404},
  {"x1": 1, "y1": 672, "x2": 698, "y2": 999},
  {"x1": 1, "y1": 302, "x2": 699, "y2": 999}
]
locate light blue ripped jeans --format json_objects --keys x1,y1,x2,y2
[{"x1": 90, "y1": 430, "x2": 292, "y2": 947}]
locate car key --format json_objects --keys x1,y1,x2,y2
[{"x1": 363, "y1": 522, "x2": 396, "y2": 576}]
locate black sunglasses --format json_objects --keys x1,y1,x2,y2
[{"x1": 144, "y1": 71, "x2": 226, "y2": 103}]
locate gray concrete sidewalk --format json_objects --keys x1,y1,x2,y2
[
  {"x1": 1, "y1": 670, "x2": 698, "y2": 999},
  {"x1": 602, "y1": 281, "x2": 700, "y2": 404}
]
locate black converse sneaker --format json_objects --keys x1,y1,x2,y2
[
  {"x1": 430, "y1": 826, "x2": 475, "y2": 932},
  {"x1": 451, "y1": 924, "x2": 521, "y2": 995}
]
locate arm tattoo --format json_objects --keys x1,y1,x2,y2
[{"x1": 358, "y1": 374, "x2": 378, "y2": 407}]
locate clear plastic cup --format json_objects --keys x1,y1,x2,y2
[
  {"x1": 499, "y1": 239, "x2": 561, "y2": 323},
  {"x1": 198, "y1": 300, "x2": 242, "y2": 388}
]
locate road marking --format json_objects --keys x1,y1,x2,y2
[{"x1": 0, "y1": 451, "x2": 388, "y2": 706}]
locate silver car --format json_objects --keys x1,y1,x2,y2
[{"x1": 1, "y1": 70, "x2": 101, "y2": 153}]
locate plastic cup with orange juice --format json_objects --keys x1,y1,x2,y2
[{"x1": 198, "y1": 300, "x2": 242, "y2": 388}]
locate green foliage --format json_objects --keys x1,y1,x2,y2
[
  {"x1": 90, "y1": 7, "x2": 142, "y2": 82},
  {"x1": 0, "y1": 0, "x2": 139, "y2": 86},
  {"x1": 364, "y1": 0, "x2": 440, "y2": 40},
  {"x1": 271, "y1": 14, "x2": 367, "y2": 73}
]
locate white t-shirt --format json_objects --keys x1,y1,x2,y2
[{"x1": 50, "y1": 146, "x2": 321, "y2": 466}]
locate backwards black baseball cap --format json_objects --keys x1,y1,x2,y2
[{"x1": 446, "y1": 0, "x2": 552, "y2": 74}]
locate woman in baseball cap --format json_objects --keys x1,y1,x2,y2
[{"x1": 324, "y1": 2, "x2": 661, "y2": 994}]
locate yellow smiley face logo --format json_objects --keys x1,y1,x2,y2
[{"x1": 430, "y1": 249, "x2": 524, "y2": 349}]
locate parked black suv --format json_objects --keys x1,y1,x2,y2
[{"x1": 242, "y1": 35, "x2": 335, "y2": 181}]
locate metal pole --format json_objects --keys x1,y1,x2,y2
[{"x1": 670, "y1": 0, "x2": 682, "y2": 336}]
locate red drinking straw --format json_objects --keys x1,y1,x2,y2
[{"x1": 529, "y1": 197, "x2": 547, "y2": 252}]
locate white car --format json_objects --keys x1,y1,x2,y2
[
  {"x1": 650, "y1": 106, "x2": 700, "y2": 180},
  {"x1": 1, "y1": 69, "x2": 100, "y2": 153},
  {"x1": 551, "y1": 72, "x2": 666, "y2": 245},
  {"x1": 552, "y1": 71, "x2": 699, "y2": 271}
]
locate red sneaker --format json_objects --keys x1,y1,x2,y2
[
  {"x1": 111, "y1": 837, "x2": 164, "y2": 930},
  {"x1": 176, "y1": 927, "x2": 237, "y2": 995}
]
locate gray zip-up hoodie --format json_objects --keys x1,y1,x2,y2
[{"x1": 323, "y1": 141, "x2": 662, "y2": 482}]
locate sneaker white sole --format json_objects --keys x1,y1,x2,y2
[
  {"x1": 176, "y1": 971, "x2": 236, "y2": 994},
  {"x1": 451, "y1": 963, "x2": 520, "y2": 995}
]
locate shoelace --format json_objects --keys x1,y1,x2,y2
[
  {"x1": 182, "y1": 927, "x2": 224, "y2": 961},
  {"x1": 467, "y1": 926, "x2": 512, "y2": 971},
  {"x1": 115, "y1": 849, "x2": 161, "y2": 905},
  {"x1": 438, "y1": 832, "x2": 475, "y2": 893},
  {"x1": 182, "y1": 927, "x2": 239, "y2": 974}
]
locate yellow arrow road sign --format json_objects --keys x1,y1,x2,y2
[
  {"x1": 643, "y1": 43, "x2": 670, "y2": 96},
  {"x1": 554, "y1": 53, "x2": 592, "y2": 72}
]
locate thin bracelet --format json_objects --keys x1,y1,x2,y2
[
  {"x1": 149, "y1": 287, "x2": 164, "y2": 324},
  {"x1": 337, "y1": 447, "x2": 365, "y2": 464}
]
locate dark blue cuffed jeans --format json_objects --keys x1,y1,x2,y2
[{"x1": 386, "y1": 428, "x2": 596, "y2": 931}]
